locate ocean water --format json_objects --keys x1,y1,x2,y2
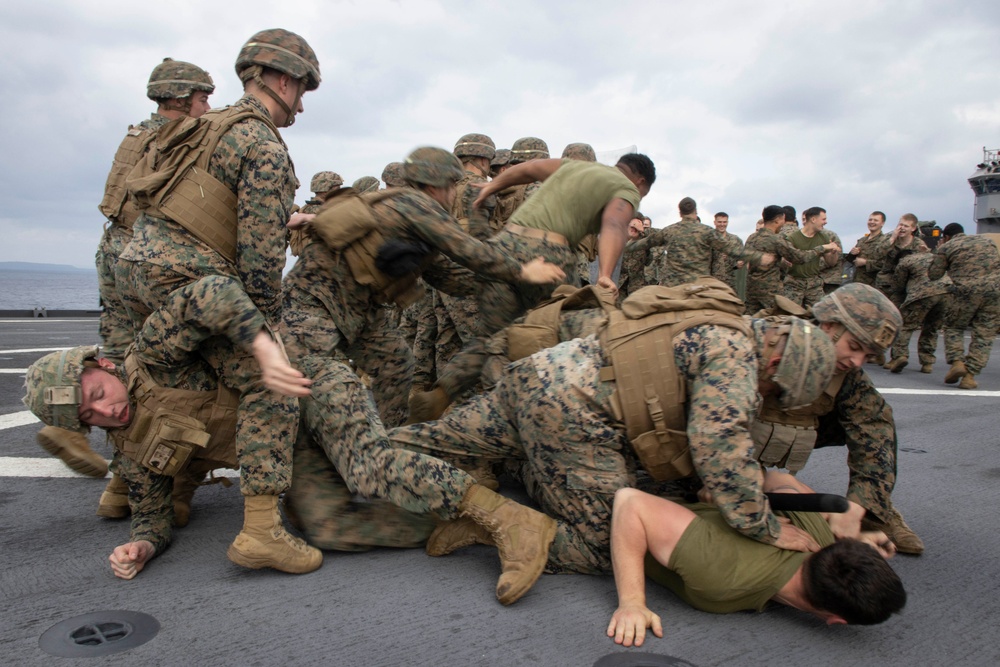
[{"x1": 0, "y1": 269, "x2": 100, "y2": 310}]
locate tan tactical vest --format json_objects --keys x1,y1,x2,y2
[
  {"x1": 109, "y1": 349, "x2": 238, "y2": 477},
  {"x1": 308, "y1": 189, "x2": 438, "y2": 308},
  {"x1": 506, "y1": 284, "x2": 613, "y2": 361},
  {"x1": 127, "y1": 106, "x2": 282, "y2": 263},
  {"x1": 98, "y1": 126, "x2": 158, "y2": 229},
  {"x1": 598, "y1": 279, "x2": 752, "y2": 481},
  {"x1": 751, "y1": 371, "x2": 847, "y2": 472}
]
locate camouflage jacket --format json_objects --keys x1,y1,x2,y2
[
  {"x1": 873, "y1": 235, "x2": 928, "y2": 298},
  {"x1": 619, "y1": 231, "x2": 652, "y2": 297},
  {"x1": 636, "y1": 215, "x2": 763, "y2": 287},
  {"x1": 452, "y1": 169, "x2": 495, "y2": 241},
  {"x1": 744, "y1": 228, "x2": 826, "y2": 304},
  {"x1": 818, "y1": 230, "x2": 845, "y2": 286},
  {"x1": 893, "y1": 251, "x2": 952, "y2": 307},
  {"x1": 851, "y1": 230, "x2": 884, "y2": 286},
  {"x1": 121, "y1": 94, "x2": 296, "y2": 324},
  {"x1": 710, "y1": 231, "x2": 743, "y2": 286},
  {"x1": 489, "y1": 183, "x2": 528, "y2": 233},
  {"x1": 928, "y1": 233, "x2": 1000, "y2": 293},
  {"x1": 99, "y1": 113, "x2": 170, "y2": 230}
]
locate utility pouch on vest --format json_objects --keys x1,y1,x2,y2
[
  {"x1": 135, "y1": 409, "x2": 210, "y2": 476},
  {"x1": 506, "y1": 284, "x2": 612, "y2": 361},
  {"x1": 750, "y1": 420, "x2": 818, "y2": 472}
]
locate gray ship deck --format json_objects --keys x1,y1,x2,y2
[{"x1": 1, "y1": 316, "x2": 998, "y2": 666}]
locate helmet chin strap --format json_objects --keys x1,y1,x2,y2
[{"x1": 242, "y1": 65, "x2": 300, "y2": 127}]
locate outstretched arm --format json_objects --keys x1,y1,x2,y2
[
  {"x1": 596, "y1": 198, "x2": 636, "y2": 291},
  {"x1": 472, "y1": 158, "x2": 564, "y2": 208}
]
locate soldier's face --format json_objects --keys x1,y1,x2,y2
[
  {"x1": 897, "y1": 218, "x2": 916, "y2": 238},
  {"x1": 822, "y1": 324, "x2": 872, "y2": 372},
  {"x1": 867, "y1": 214, "x2": 885, "y2": 233},
  {"x1": 188, "y1": 92, "x2": 212, "y2": 119},
  {"x1": 77, "y1": 360, "x2": 131, "y2": 429},
  {"x1": 714, "y1": 216, "x2": 729, "y2": 232}
]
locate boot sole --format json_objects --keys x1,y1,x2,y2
[
  {"x1": 496, "y1": 518, "x2": 557, "y2": 606},
  {"x1": 37, "y1": 434, "x2": 108, "y2": 478}
]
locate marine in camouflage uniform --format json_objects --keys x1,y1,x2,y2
[
  {"x1": 488, "y1": 137, "x2": 548, "y2": 233},
  {"x1": 618, "y1": 219, "x2": 651, "y2": 299},
  {"x1": 885, "y1": 249, "x2": 951, "y2": 372},
  {"x1": 708, "y1": 212, "x2": 742, "y2": 290},
  {"x1": 872, "y1": 215, "x2": 929, "y2": 305},
  {"x1": 391, "y1": 290, "x2": 836, "y2": 574},
  {"x1": 847, "y1": 211, "x2": 886, "y2": 287},
  {"x1": 928, "y1": 223, "x2": 1000, "y2": 389},
  {"x1": 819, "y1": 229, "x2": 846, "y2": 295},
  {"x1": 560, "y1": 142, "x2": 601, "y2": 289},
  {"x1": 291, "y1": 170, "x2": 343, "y2": 256},
  {"x1": 114, "y1": 30, "x2": 323, "y2": 570},
  {"x1": 631, "y1": 198, "x2": 765, "y2": 288}
]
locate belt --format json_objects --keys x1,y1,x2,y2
[{"x1": 504, "y1": 223, "x2": 569, "y2": 247}]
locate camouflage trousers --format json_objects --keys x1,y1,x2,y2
[
  {"x1": 942, "y1": 287, "x2": 1000, "y2": 375},
  {"x1": 287, "y1": 428, "x2": 435, "y2": 551},
  {"x1": 95, "y1": 225, "x2": 136, "y2": 365},
  {"x1": 391, "y1": 357, "x2": 636, "y2": 575},
  {"x1": 410, "y1": 292, "x2": 437, "y2": 390},
  {"x1": 782, "y1": 275, "x2": 824, "y2": 309},
  {"x1": 297, "y1": 353, "x2": 475, "y2": 520},
  {"x1": 892, "y1": 294, "x2": 946, "y2": 365},
  {"x1": 744, "y1": 275, "x2": 780, "y2": 316},
  {"x1": 115, "y1": 259, "x2": 297, "y2": 496}
]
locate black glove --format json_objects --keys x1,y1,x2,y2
[{"x1": 375, "y1": 239, "x2": 432, "y2": 277}]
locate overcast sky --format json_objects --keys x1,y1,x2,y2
[{"x1": 1, "y1": 0, "x2": 997, "y2": 268}]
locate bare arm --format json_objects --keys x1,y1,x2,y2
[
  {"x1": 596, "y1": 198, "x2": 635, "y2": 290},
  {"x1": 473, "y1": 159, "x2": 564, "y2": 208}
]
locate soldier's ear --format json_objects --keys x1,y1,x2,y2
[{"x1": 96, "y1": 358, "x2": 116, "y2": 371}]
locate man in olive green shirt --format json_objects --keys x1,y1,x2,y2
[{"x1": 606, "y1": 472, "x2": 905, "y2": 647}]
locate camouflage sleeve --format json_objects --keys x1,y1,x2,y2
[
  {"x1": 117, "y1": 454, "x2": 174, "y2": 553},
  {"x1": 410, "y1": 293, "x2": 438, "y2": 390},
  {"x1": 713, "y1": 232, "x2": 764, "y2": 266},
  {"x1": 408, "y1": 198, "x2": 524, "y2": 283},
  {"x1": 927, "y1": 246, "x2": 949, "y2": 281},
  {"x1": 134, "y1": 275, "x2": 267, "y2": 372},
  {"x1": 892, "y1": 261, "x2": 910, "y2": 304},
  {"x1": 833, "y1": 369, "x2": 897, "y2": 521},
  {"x1": 421, "y1": 256, "x2": 480, "y2": 297},
  {"x1": 236, "y1": 138, "x2": 294, "y2": 324},
  {"x1": 680, "y1": 327, "x2": 781, "y2": 543}
]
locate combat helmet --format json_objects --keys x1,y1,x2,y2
[
  {"x1": 381, "y1": 162, "x2": 407, "y2": 188},
  {"x1": 765, "y1": 317, "x2": 837, "y2": 409},
  {"x1": 453, "y1": 133, "x2": 496, "y2": 160},
  {"x1": 22, "y1": 346, "x2": 101, "y2": 432},
  {"x1": 510, "y1": 137, "x2": 549, "y2": 163},
  {"x1": 352, "y1": 175, "x2": 381, "y2": 193},
  {"x1": 310, "y1": 171, "x2": 343, "y2": 194},
  {"x1": 812, "y1": 283, "x2": 901, "y2": 354},
  {"x1": 146, "y1": 58, "x2": 215, "y2": 100},
  {"x1": 561, "y1": 142, "x2": 596, "y2": 162},
  {"x1": 404, "y1": 147, "x2": 464, "y2": 187},
  {"x1": 491, "y1": 148, "x2": 511, "y2": 169},
  {"x1": 235, "y1": 29, "x2": 321, "y2": 90}
]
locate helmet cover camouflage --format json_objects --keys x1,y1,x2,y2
[
  {"x1": 22, "y1": 345, "x2": 101, "y2": 431},
  {"x1": 310, "y1": 171, "x2": 343, "y2": 194},
  {"x1": 235, "y1": 29, "x2": 321, "y2": 91},
  {"x1": 381, "y1": 162, "x2": 407, "y2": 188},
  {"x1": 766, "y1": 317, "x2": 837, "y2": 409},
  {"x1": 453, "y1": 133, "x2": 496, "y2": 160},
  {"x1": 491, "y1": 148, "x2": 511, "y2": 168},
  {"x1": 147, "y1": 58, "x2": 215, "y2": 100},
  {"x1": 561, "y1": 142, "x2": 596, "y2": 162},
  {"x1": 352, "y1": 175, "x2": 381, "y2": 193},
  {"x1": 510, "y1": 137, "x2": 549, "y2": 163},
  {"x1": 812, "y1": 283, "x2": 901, "y2": 353},
  {"x1": 404, "y1": 147, "x2": 464, "y2": 187}
]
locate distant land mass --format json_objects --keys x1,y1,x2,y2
[{"x1": 0, "y1": 261, "x2": 96, "y2": 273}]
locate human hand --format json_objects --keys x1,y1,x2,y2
[
  {"x1": 773, "y1": 518, "x2": 821, "y2": 552},
  {"x1": 855, "y1": 258, "x2": 867, "y2": 267},
  {"x1": 760, "y1": 253, "x2": 777, "y2": 267},
  {"x1": 520, "y1": 257, "x2": 566, "y2": 285},
  {"x1": 471, "y1": 181, "x2": 495, "y2": 209},
  {"x1": 607, "y1": 603, "x2": 663, "y2": 647},
  {"x1": 735, "y1": 260, "x2": 745, "y2": 269},
  {"x1": 824, "y1": 242, "x2": 841, "y2": 253},
  {"x1": 287, "y1": 212, "x2": 316, "y2": 230},
  {"x1": 826, "y1": 500, "x2": 866, "y2": 540},
  {"x1": 596, "y1": 275, "x2": 619, "y2": 296},
  {"x1": 849, "y1": 246, "x2": 861, "y2": 255},
  {"x1": 696, "y1": 486, "x2": 715, "y2": 505},
  {"x1": 109, "y1": 540, "x2": 156, "y2": 580},
  {"x1": 857, "y1": 531, "x2": 897, "y2": 559},
  {"x1": 252, "y1": 330, "x2": 312, "y2": 397}
]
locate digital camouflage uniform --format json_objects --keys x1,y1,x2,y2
[
  {"x1": 890, "y1": 252, "x2": 951, "y2": 367},
  {"x1": 618, "y1": 231, "x2": 652, "y2": 298},
  {"x1": 928, "y1": 233, "x2": 1000, "y2": 377},
  {"x1": 873, "y1": 235, "x2": 929, "y2": 305},
  {"x1": 852, "y1": 230, "x2": 884, "y2": 287},
  {"x1": 118, "y1": 92, "x2": 300, "y2": 497},
  {"x1": 709, "y1": 230, "x2": 743, "y2": 291},
  {"x1": 392, "y1": 322, "x2": 795, "y2": 575},
  {"x1": 819, "y1": 230, "x2": 845, "y2": 295},
  {"x1": 744, "y1": 229, "x2": 828, "y2": 315},
  {"x1": 631, "y1": 215, "x2": 762, "y2": 288}
]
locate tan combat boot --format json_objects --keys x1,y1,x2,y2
[
  {"x1": 944, "y1": 360, "x2": 967, "y2": 384},
  {"x1": 886, "y1": 356, "x2": 908, "y2": 373},
  {"x1": 407, "y1": 387, "x2": 452, "y2": 424},
  {"x1": 457, "y1": 484, "x2": 557, "y2": 605},
  {"x1": 864, "y1": 508, "x2": 924, "y2": 555},
  {"x1": 172, "y1": 469, "x2": 206, "y2": 528},
  {"x1": 868, "y1": 351, "x2": 886, "y2": 366},
  {"x1": 920, "y1": 363, "x2": 934, "y2": 373},
  {"x1": 227, "y1": 495, "x2": 323, "y2": 574},
  {"x1": 37, "y1": 426, "x2": 108, "y2": 478},
  {"x1": 426, "y1": 516, "x2": 493, "y2": 556},
  {"x1": 97, "y1": 474, "x2": 130, "y2": 519},
  {"x1": 959, "y1": 374, "x2": 978, "y2": 390}
]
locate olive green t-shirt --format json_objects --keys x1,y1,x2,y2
[
  {"x1": 644, "y1": 504, "x2": 836, "y2": 613},
  {"x1": 785, "y1": 230, "x2": 830, "y2": 279},
  {"x1": 508, "y1": 159, "x2": 641, "y2": 247}
]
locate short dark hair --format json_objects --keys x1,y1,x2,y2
[
  {"x1": 782, "y1": 206, "x2": 797, "y2": 223},
  {"x1": 943, "y1": 222, "x2": 964, "y2": 237},
  {"x1": 803, "y1": 539, "x2": 906, "y2": 625},
  {"x1": 803, "y1": 206, "x2": 826, "y2": 221},
  {"x1": 762, "y1": 205, "x2": 785, "y2": 224},
  {"x1": 616, "y1": 153, "x2": 656, "y2": 187},
  {"x1": 871, "y1": 211, "x2": 886, "y2": 223},
  {"x1": 678, "y1": 197, "x2": 697, "y2": 215},
  {"x1": 714, "y1": 212, "x2": 729, "y2": 219}
]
